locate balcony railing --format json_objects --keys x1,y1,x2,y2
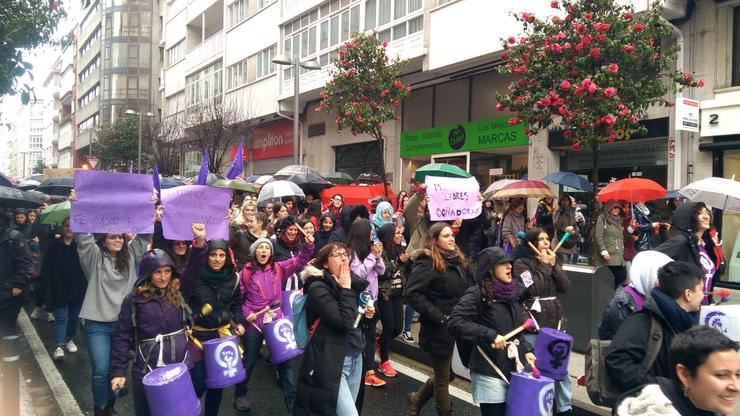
[{"x1": 185, "y1": 31, "x2": 223, "y2": 72}]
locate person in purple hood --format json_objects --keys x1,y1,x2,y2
[
  {"x1": 232, "y1": 232, "x2": 314, "y2": 412},
  {"x1": 109, "y1": 230, "x2": 200, "y2": 416}
]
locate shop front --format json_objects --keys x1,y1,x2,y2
[
  {"x1": 231, "y1": 120, "x2": 296, "y2": 175},
  {"x1": 399, "y1": 116, "x2": 529, "y2": 187}
]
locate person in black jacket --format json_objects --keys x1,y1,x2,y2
[
  {"x1": 271, "y1": 216, "x2": 304, "y2": 263},
  {"x1": 180, "y1": 228, "x2": 245, "y2": 416},
  {"x1": 613, "y1": 325, "x2": 739, "y2": 416},
  {"x1": 605, "y1": 262, "x2": 704, "y2": 396},
  {"x1": 535, "y1": 197, "x2": 555, "y2": 238},
  {"x1": 405, "y1": 222, "x2": 476, "y2": 416},
  {"x1": 293, "y1": 242, "x2": 374, "y2": 416},
  {"x1": 656, "y1": 202, "x2": 724, "y2": 305},
  {"x1": 314, "y1": 212, "x2": 336, "y2": 255},
  {"x1": 0, "y1": 217, "x2": 33, "y2": 337},
  {"x1": 42, "y1": 218, "x2": 87, "y2": 362},
  {"x1": 448, "y1": 247, "x2": 535, "y2": 416}
]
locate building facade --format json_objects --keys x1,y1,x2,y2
[
  {"x1": 44, "y1": 43, "x2": 76, "y2": 169},
  {"x1": 8, "y1": 100, "x2": 47, "y2": 178}
]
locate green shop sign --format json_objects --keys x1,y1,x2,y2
[{"x1": 400, "y1": 116, "x2": 528, "y2": 157}]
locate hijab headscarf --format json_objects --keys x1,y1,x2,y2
[
  {"x1": 373, "y1": 201, "x2": 394, "y2": 231},
  {"x1": 628, "y1": 250, "x2": 673, "y2": 296}
]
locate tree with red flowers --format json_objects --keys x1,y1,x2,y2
[
  {"x1": 496, "y1": 0, "x2": 701, "y2": 261},
  {"x1": 318, "y1": 32, "x2": 411, "y2": 197}
]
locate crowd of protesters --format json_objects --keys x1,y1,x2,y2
[{"x1": 0, "y1": 173, "x2": 738, "y2": 416}]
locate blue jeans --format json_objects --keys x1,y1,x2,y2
[
  {"x1": 234, "y1": 331, "x2": 296, "y2": 409},
  {"x1": 403, "y1": 304, "x2": 415, "y2": 333},
  {"x1": 336, "y1": 354, "x2": 362, "y2": 416},
  {"x1": 524, "y1": 333, "x2": 572, "y2": 412},
  {"x1": 53, "y1": 302, "x2": 82, "y2": 347},
  {"x1": 84, "y1": 320, "x2": 117, "y2": 407}
]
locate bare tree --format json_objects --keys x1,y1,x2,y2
[{"x1": 148, "y1": 113, "x2": 182, "y2": 176}]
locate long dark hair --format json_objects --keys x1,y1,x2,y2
[
  {"x1": 377, "y1": 223, "x2": 403, "y2": 260},
  {"x1": 346, "y1": 219, "x2": 372, "y2": 261},
  {"x1": 423, "y1": 222, "x2": 467, "y2": 273},
  {"x1": 306, "y1": 200, "x2": 323, "y2": 219},
  {"x1": 95, "y1": 233, "x2": 131, "y2": 274}
]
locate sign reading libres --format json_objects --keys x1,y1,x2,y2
[{"x1": 400, "y1": 116, "x2": 528, "y2": 157}]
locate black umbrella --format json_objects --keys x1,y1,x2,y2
[
  {"x1": 0, "y1": 186, "x2": 43, "y2": 209},
  {"x1": 355, "y1": 172, "x2": 384, "y2": 184},
  {"x1": 0, "y1": 172, "x2": 16, "y2": 188},
  {"x1": 36, "y1": 177, "x2": 74, "y2": 196},
  {"x1": 272, "y1": 165, "x2": 333, "y2": 194}
]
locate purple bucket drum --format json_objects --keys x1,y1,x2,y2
[
  {"x1": 263, "y1": 318, "x2": 303, "y2": 365},
  {"x1": 505, "y1": 372, "x2": 555, "y2": 416},
  {"x1": 202, "y1": 335, "x2": 247, "y2": 389},
  {"x1": 142, "y1": 363, "x2": 201, "y2": 416},
  {"x1": 533, "y1": 328, "x2": 573, "y2": 381},
  {"x1": 281, "y1": 289, "x2": 301, "y2": 321}
]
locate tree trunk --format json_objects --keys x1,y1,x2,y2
[
  {"x1": 588, "y1": 142, "x2": 601, "y2": 266},
  {"x1": 377, "y1": 134, "x2": 389, "y2": 199}
]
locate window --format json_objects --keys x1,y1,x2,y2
[
  {"x1": 226, "y1": 59, "x2": 248, "y2": 90},
  {"x1": 167, "y1": 40, "x2": 184, "y2": 66},
  {"x1": 186, "y1": 61, "x2": 223, "y2": 108},
  {"x1": 79, "y1": 55, "x2": 101, "y2": 82},
  {"x1": 228, "y1": 0, "x2": 277, "y2": 28},
  {"x1": 79, "y1": 26, "x2": 101, "y2": 56},
  {"x1": 365, "y1": 0, "x2": 422, "y2": 30},
  {"x1": 255, "y1": 44, "x2": 277, "y2": 79},
  {"x1": 78, "y1": 85, "x2": 100, "y2": 108},
  {"x1": 77, "y1": 113, "x2": 99, "y2": 134},
  {"x1": 29, "y1": 135, "x2": 43, "y2": 149},
  {"x1": 733, "y1": 7, "x2": 740, "y2": 86},
  {"x1": 128, "y1": 44, "x2": 139, "y2": 64}
]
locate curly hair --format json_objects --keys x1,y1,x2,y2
[{"x1": 137, "y1": 277, "x2": 182, "y2": 307}]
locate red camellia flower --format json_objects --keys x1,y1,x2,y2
[
  {"x1": 698, "y1": 79, "x2": 705, "y2": 87},
  {"x1": 382, "y1": 41, "x2": 388, "y2": 48},
  {"x1": 507, "y1": 36, "x2": 516, "y2": 44},
  {"x1": 589, "y1": 48, "x2": 601, "y2": 58},
  {"x1": 633, "y1": 23, "x2": 645, "y2": 32},
  {"x1": 551, "y1": 44, "x2": 563, "y2": 53},
  {"x1": 394, "y1": 80, "x2": 404, "y2": 89},
  {"x1": 560, "y1": 80, "x2": 571, "y2": 90},
  {"x1": 584, "y1": 12, "x2": 593, "y2": 20},
  {"x1": 595, "y1": 34, "x2": 606, "y2": 42},
  {"x1": 522, "y1": 12, "x2": 535, "y2": 23},
  {"x1": 353, "y1": 102, "x2": 360, "y2": 107},
  {"x1": 624, "y1": 43, "x2": 635, "y2": 53},
  {"x1": 501, "y1": 53, "x2": 509, "y2": 60},
  {"x1": 604, "y1": 87, "x2": 617, "y2": 97},
  {"x1": 496, "y1": 102, "x2": 505, "y2": 111},
  {"x1": 556, "y1": 32, "x2": 566, "y2": 40},
  {"x1": 608, "y1": 63, "x2": 619, "y2": 74},
  {"x1": 624, "y1": 12, "x2": 633, "y2": 20},
  {"x1": 508, "y1": 117, "x2": 521, "y2": 126},
  {"x1": 517, "y1": 65, "x2": 527, "y2": 73},
  {"x1": 380, "y1": 89, "x2": 389, "y2": 98},
  {"x1": 551, "y1": 0, "x2": 558, "y2": 8},
  {"x1": 355, "y1": 115, "x2": 362, "y2": 122},
  {"x1": 405, "y1": 86, "x2": 411, "y2": 92},
  {"x1": 572, "y1": 141, "x2": 581, "y2": 151},
  {"x1": 552, "y1": 16, "x2": 562, "y2": 25},
  {"x1": 563, "y1": 130, "x2": 573, "y2": 138},
  {"x1": 587, "y1": 83, "x2": 597, "y2": 94}
]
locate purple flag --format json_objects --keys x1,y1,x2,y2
[
  {"x1": 197, "y1": 148, "x2": 209, "y2": 185},
  {"x1": 152, "y1": 163, "x2": 161, "y2": 198},
  {"x1": 70, "y1": 170, "x2": 154, "y2": 234},
  {"x1": 161, "y1": 185, "x2": 232, "y2": 240},
  {"x1": 225, "y1": 137, "x2": 244, "y2": 179}
]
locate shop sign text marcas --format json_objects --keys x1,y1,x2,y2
[
  {"x1": 229, "y1": 121, "x2": 296, "y2": 161},
  {"x1": 400, "y1": 116, "x2": 528, "y2": 157}
]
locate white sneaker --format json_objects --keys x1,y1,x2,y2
[
  {"x1": 47, "y1": 312, "x2": 55, "y2": 322},
  {"x1": 30, "y1": 307, "x2": 43, "y2": 320},
  {"x1": 66, "y1": 340, "x2": 78, "y2": 353},
  {"x1": 53, "y1": 347, "x2": 64, "y2": 362}
]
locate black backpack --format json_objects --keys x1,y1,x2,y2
[{"x1": 584, "y1": 314, "x2": 663, "y2": 408}]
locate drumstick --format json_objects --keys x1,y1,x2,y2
[
  {"x1": 531, "y1": 365, "x2": 542, "y2": 379},
  {"x1": 517, "y1": 231, "x2": 541, "y2": 256},
  {"x1": 501, "y1": 319, "x2": 535, "y2": 341},
  {"x1": 296, "y1": 224, "x2": 308, "y2": 237},
  {"x1": 254, "y1": 306, "x2": 271, "y2": 316},
  {"x1": 553, "y1": 226, "x2": 575, "y2": 253}
]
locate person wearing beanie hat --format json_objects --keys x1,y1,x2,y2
[
  {"x1": 449, "y1": 247, "x2": 535, "y2": 416},
  {"x1": 179, "y1": 223, "x2": 244, "y2": 416},
  {"x1": 110, "y1": 247, "x2": 195, "y2": 416},
  {"x1": 232, "y1": 224, "x2": 314, "y2": 412},
  {"x1": 514, "y1": 227, "x2": 573, "y2": 416}
]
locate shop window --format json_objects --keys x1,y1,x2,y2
[
  {"x1": 334, "y1": 141, "x2": 382, "y2": 180},
  {"x1": 733, "y1": 7, "x2": 740, "y2": 86}
]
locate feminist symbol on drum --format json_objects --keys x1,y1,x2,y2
[
  {"x1": 539, "y1": 384, "x2": 555, "y2": 415},
  {"x1": 214, "y1": 340, "x2": 240, "y2": 377},
  {"x1": 705, "y1": 311, "x2": 729, "y2": 335},
  {"x1": 274, "y1": 320, "x2": 298, "y2": 350},
  {"x1": 547, "y1": 339, "x2": 571, "y2": 370}
]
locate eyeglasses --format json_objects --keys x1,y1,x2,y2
[
  {"x1": 334, "y1": 198, "x2": 343, "y2": 202},
  {"x1": 330, "y1": 252, "x2": 349, "y2": 259}
]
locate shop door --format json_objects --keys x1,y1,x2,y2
[{"x1": 432, "y1": 153, "x2": 469, "y2": 172}]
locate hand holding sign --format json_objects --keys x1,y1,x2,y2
[{"x1": 425, "y1": 176, "x2": 482, "y2": 222}]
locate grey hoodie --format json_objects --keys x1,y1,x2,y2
[{"x1": 77, "y1": 233, "x2": 151, "y2": 322}]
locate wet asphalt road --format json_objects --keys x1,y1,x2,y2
[{"x1": 26, "y1": 310, "x2": 480, "y2": 416}]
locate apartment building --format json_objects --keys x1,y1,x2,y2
[
  {"x1": 74, "y1": 0, "x2": 163, "y2": 169},
  {"x1": 8, "y1": 100, "x2": 47, "y2": 178},
  {"x1": 44, "y1": 43, "x2": 76, "y2": 169}
]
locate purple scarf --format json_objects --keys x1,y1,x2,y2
[{"x1": 492, "y1": 278, "x2": 518, "y2": 302}]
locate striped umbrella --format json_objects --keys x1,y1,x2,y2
[
  {"x1": 483, "y1": 179, "x2": 520, "y2": 198},
  {"x1": 492, "y1": 180, "x2": 554, "y2": 200}
]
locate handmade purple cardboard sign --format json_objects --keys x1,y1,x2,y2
[
  {"x1": 161, "y1": 185, "x2": 232, "y2": 241},
  {"x1": 71, "y1": 170, "x2": 154, "y2": 234},
  {"x1": 426, "y1": 176, "x2": 482, "y2": 221}
]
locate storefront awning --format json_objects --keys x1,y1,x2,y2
[{"x1": 699, "y1": 140, "x2": 740, "y2": 152}]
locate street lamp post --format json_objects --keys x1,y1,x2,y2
[
  {"x1": 124, "y1": 109, "x2": 155, "y2": 173},
  {"x1": 272, "y1": 54, "x2": 321, "y2": 165}
]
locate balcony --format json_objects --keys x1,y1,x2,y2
[
  {"x1": 59, "y1": 124, "x2": 72, "y2": 150},
  {"x1": 76, "y1": 129, "x2": 93, "y2": 150},
  {"x1": 185, "y1": 30, "x2": 223, "y2": 73}
]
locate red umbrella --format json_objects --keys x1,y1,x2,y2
[
  {"x1": 320, "y1": 184, "x2": 396, "y2": 211},
  {"x1": 492, "y1": 180, "x2": 554, "y2": 200},
  {"x1": 597, "y1": 178, "x2": 667, "y2": 203}
]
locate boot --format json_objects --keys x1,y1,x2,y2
[
  {"x1": 103, "y1": 399, "x2": 119, "y2": 416},
  {"x1": 408, "y1": 378, "x2": 434, "y2": 416},
  {"x1": 93, "y1": 406, "x2": 105, "y2": 416},
  {"x1": 435, "y1": 404, "x2": 452, "y2": 416}
]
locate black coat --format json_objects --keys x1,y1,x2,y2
[
  {"x1": 513, "y1": 256, "x2": 571, "y2": 329},
  {"x1": 0, "y1": 224, "x2": 32, "y2": 304},
  {"x1": 294, "y1": 266, "x2": 369, "y2": 416},
  {"x1": 41, "y1": 238, "x2": 87, "y2": 307},
  {"x1": 404, "y1": 249, "x2": 475, "y2": 355},
  {"x1": 598, "y1": 285, "x2": 638, "y2": 341},
  {"x1": 448, "y1": 286, "x2": 532, "y2": 380},
  {"x1": 604, "y1": 295, "x2": 675, "y2": 393},
  {"x1": 270, "y1": 236, "x2": 302, "y2": 263}
]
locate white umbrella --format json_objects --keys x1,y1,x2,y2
[
  {"x1": 679, "y1": 176, "x2": 740, "y2": 211},
  {"x1": 254, "y1": 175, "x2": 273, "y2": 186},
  {"x1": 257, "y1": 180, "x2": 305, "y2": 204},
  {"x1": 483, "y1": 179, "x2": 520, "y2": 198}
]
